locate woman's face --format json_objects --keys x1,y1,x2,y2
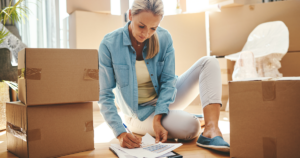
[{"x1": 129, "y1": 10, "x2": 162, "y2": 43}]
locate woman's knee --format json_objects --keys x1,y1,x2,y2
[
  {"x1": 162, "y1": 110, "x2": 201, "y2": 141},
  {"x1": 181, "y1": 115, "x2": 201, "y2": 140},
  {"x1": 199, "y1": 56, "x2": 219, "y2": 67}
]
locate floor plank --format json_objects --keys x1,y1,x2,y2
[{"x1": 0, "y1": 105, "x2": 230, "y2": 158}]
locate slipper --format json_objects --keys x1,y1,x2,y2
[{"x1": 196, "y1": 133, "x2": 230, "y2": 153}]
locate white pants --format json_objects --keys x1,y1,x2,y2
[{"x1": 125, "y1": 56, "x2": 222, "y2": 140}]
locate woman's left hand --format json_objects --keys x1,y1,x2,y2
[{"x1": 153, "y1": 114, "x2": 168, "y2": 143}]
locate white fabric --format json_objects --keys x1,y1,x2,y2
[
  {"x1": 226, "y1": 21, "x2": 289, "y2": 79},
  {"x1": 225, "y1": 21, "x2": 289, "y2": 60}
]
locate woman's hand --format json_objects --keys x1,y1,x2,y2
[
  {"x1": 153, "y1": 114, "x2": 168, "y2": 143},
  {"x1": 117, "y1": 132, "x2": 142, "y2": 149}
]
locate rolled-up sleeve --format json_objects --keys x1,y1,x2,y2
[
  {"x1": 155, "y1": 33, "x2": 177, "y2": 116},
  {"x1": 98, "y1": 41, "x2": 126, "y2": 138}
]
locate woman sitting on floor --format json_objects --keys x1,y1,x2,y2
[{"x1": 98, "y1": 0, "x2": 230, "y2": 152}]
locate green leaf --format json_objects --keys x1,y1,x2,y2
[
  {"x1": 0, "y1": 0, "x2": 29, "y2": 25},
  {"x1": 0, "y1": 28, "x2": 9, "y2": 44}
]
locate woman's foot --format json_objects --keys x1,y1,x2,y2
[
  {"x1": 196, "y1": 132, "x2": 230, "y2": 152},
  {"x1": 202, "y1": 104, "x2": 223, "y2": 138},
  {"x1": 202, "y1": 124, "x2": 222, "y2": 138},
  {"x1": 196, "y1": 104, "x2": 230, "y2": 152}
]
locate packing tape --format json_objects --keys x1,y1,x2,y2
[
  {"x1": 262, "y1": 81, "x2": 276, "y2": 101},
  {"x1": 18, "y1": 68, "x2": 98, "y2": 80},
  {"x1": 84, "y1": 69, "x2": 99, "y2": 80},
  {"x1": 18, "y1": 68, "x2": 42, "y2": 80},
  {"x1": 85, "y1": 121, "x2": 94, "y2": 132},
  {"x1": 27, "y1": 129, "x2": 41, "y2": 141},
  {"x1": 6, "y1": 122, "x2": 27, "y2": 142},
  {"x1": 263, "y1": 137, "x2": 277, "y2": 158}
]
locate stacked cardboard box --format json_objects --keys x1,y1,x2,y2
[
  {"x1": 6, "y1": 102, "x2": 94, "y2": 158},
  {"x1": 69, "y1": 10, "x2": 122, "y2": 50},
  {"x1": 6, "y1": 48, "x2": 99, "y2": 158},
  {"x1": 229, "y1": 77, "x2": 300, "y2": 157},
  {"x1": 67, "y1": 0, "x2": 111, "y2": 14},
  {"x1": 209, "y1": 1, "x2": 300, "y2": 56},
  {"x1": 279, "y1": 52, "x2": 300, "y2": 77}
]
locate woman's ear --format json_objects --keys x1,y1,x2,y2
[{"x1": 128, "y1": 9, "x2": 133, "y2": 21}]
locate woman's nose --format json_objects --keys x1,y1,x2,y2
[{"x1": 142, "y1": 29, "x2": 150, "y2": 37}]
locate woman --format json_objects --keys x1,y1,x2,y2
[{"x1": 98, "y1": 0, "x2": 230, "y2": 152}]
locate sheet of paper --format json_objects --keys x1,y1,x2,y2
[
  {"x1": 110, "y1": 133, "x2": 182, "y2": 158},
  {"x1": 110, "y1": 145, "x2": 176, "y2": 158},
  {"x1": 110, "y1": 146, "x2": 135, "y2": 158},
  {"x1": 142, "y1": 133, "x2": 156, "y2": 145}
]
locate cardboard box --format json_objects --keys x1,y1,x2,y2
[
  {"x1": 210, "y1": 1, "x2": 300, "y2": 56},
  {"x1": 217, "y1": 57, "x2": 235, "y2": 85},
  {"x1": 221, "y1": 85, "x2": 229, "y2": 111},
  {"x1": 67, "y1": 0, "x2": 110, "y2": 14},
  {"x1": 279, "y1": 52, "x2": 300, "y2": 77},
  {"x1": 0, "y1": 82, "x2": 9, "y2": 130},
  {"x1": 229, "y1": 77, "x2": 300, "y2": 158},
  {"x1": 6, "y1": 101, "x2": 94, "y2": 158},
  {"x1": 69, "y1": 11, "x2": 122, "y2": 50},
  {"x1": 209, "y1": 0, "x2": 262, "y2": 8},
  {"x1": 18, "y1": 48, "x2": 99, "y2": 106},
  {"x1": 160, "y1": 12, "x2": 207, "y2": 76}
]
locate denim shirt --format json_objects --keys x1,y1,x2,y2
[{"x1": 98, "y1": 22, "x2": 177, "y2": 138}]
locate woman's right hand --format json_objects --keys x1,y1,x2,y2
[{"x1": 117, "y1": 132, "x2": 142, "y2": 149}]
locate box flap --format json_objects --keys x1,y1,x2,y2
[
  {"x1": 18, "y1": 49, "x2": 27, "y2": 105},
  {"x1": 276, "y1": 77, "x2": 300, "y2": 80}
]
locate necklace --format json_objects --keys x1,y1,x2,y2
[{"x1": 137, "y1": 39, "x2": 142, "y2": 47}]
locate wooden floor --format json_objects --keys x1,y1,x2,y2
[{"x1": 0, "y1": 105, "x2": 230, "y2": 158}]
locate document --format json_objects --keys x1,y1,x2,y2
[{"x1": 110, "y1": 133, "x2": 182, "y2": 158}]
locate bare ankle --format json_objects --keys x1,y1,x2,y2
[
  {"x1": 204, "y1": 123, "x2": 218, "y2": 129},
  {"x1": 202, "y1": 126, "x2": 222, "y2": 138}
]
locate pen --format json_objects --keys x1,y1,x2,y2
[
  {"x1": 123, "y1": 123, "x2": 135, "y2": 136},
  {"x1": 123, "y1": 123, "x2": 143, "y2": 147}
]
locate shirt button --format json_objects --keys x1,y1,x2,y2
[
  {"x1": 147, "y1": 62, "x2": 149, "y2": 64},
  {"x1": 151, "y1": 74, "x2": 153, "y2": 76},
  {"x1": 155, "y1": 86, "x2": 157, "y2": 87}
]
